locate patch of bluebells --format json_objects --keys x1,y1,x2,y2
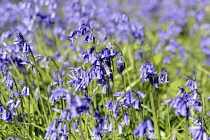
[
  {"x1": 0, "y1": 1, "x2": 210, "y2": 139},
  {"x1": 45, "y1": 87, "x2": 93, "y2": 139},
  {"x1": 0, "y1": 31, "x2": 57, "y2": 139},
  {"x1": 2, "y1": 0, "x2": 209, "y2": 75},
  {"x1": 45, "y1": 26, "x2": 132, "y2": 139},
  {"x1": 45, "y1": 24, "x2": 157, "y2": 139},
  {"x1": 0, "y1": 74, "x2": 31, "y2": 123},
  {"x1": 103, "y1": 90, "x2": 154, "y2": 139},
  {"x1": 0, "y1": 0, "x2": 209, "y2": 46},
  {"x1": 0, "y1": 31, "x2": 54, "y2": 127},
  {"x1": 0, "y1": 0, "x2": 147, "y2": 45},
  {"x1": 155, "y1": 36, "x2": 186, "y2": 65},
  {"x1": 82, "y1": 89, "x2": 148, "y2": 139}
]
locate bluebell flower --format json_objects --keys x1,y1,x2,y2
[
  {"x1": 120, "y1": 97, "x2": 133, "y2": 109},
  {"x1": 112, "y1": 101, "x2": 119, "y2": 112},
  {"x1": 14, "y1": 31, "x2": 25, "y2": 46},
  {"x1": 125, "y1": 90, "x2": 135, "y2": 104},
  {"x1": 13, "y1": 31, "x2": 32, "y2": 54},
  {"x1": 21, "y1": 86, "x2": 30, "y2": 96},
  {"x1": 136, "y1": 91, "x2": 146, "y2": 99},
  {"x1": 112, "y1": 109, "x2": 120, "y2": 118},
  {"x1": 165, "y1": 82, "x2": 203, "y2": 117},
  {"x1": 152, "y1": 75, "x2": 159, "y2": 88},
  {"x1": 131, "y1": 24, "x2": 144, "y2": 43},
  {"x1": 105, "y1": 100, "x2": 113, "y2": 109},
  {"x1": 118, "y1": 124, "x2": 123, "y2": 134},
  {"x1": 57, "y1": 122, "x2": 63, "y2": 134},
  {"x1": 65, "y1": 94, "x2": 91, "y2": 118},
  {"x1": 176, "y1": 86, "x2": 186, "y2": 96},
  {"x1": 60, "y1": 136, "x2": 68, "y2": 140},
  {"x1": 139, "y1": 61, "x2": 157, "y2": 83},
  {"x1": 45, "y1": 118, "x2": 70, "y2": 139},
  {"x1": 50, "y1": 70, "x2": 63, "y2": 88},
  {"x1": 165, "y1": 93, "x2": 190, "y2": 117},
  {"x1": 133, "y1": 119, "x2": 155, "y2": 139},
  {"x1": 22, "y1": 43, "x2": 31, "y2": 54},
  {"x1": 36, "y1": 55, "x2": 51, "y2": 68},
  {"x1": 133, "y1": 99, "x2": 140, "y2": 109},
  {"x1": 102, "y1": 116, "x2": 109, "y2": 130},
  {"x1": 105, "y1": 100, "x2": 120, "y2": 117},
  {"x1": 172, "y1": 98, "x2": 190, "y2": 117},
  {"x1": 83, "y1": 47, "x2": 95, "y2": 64},
  {"x1": 134, "y1": 49, "x2": 143, "y2": 60},
  {"x1": 67, "y1": 67, "x2": 90, "y2": 92},
  {"x1": 14, "y1": 99, "x2": 22, "y2": 108},
  {"x1": 158, "y1": 70, "x2": 169, "y2": 84},
  {"x1": 183, "y1": 76, "x2": 198, "y2": 91},
  {"x1": 20, "y1": 54, "x2": 36, "y2": 73},
  {"x1": 2, "y1": 109, "x2": 12, "y2": 122},
  {"x1": 190, "y1": 118, "x2": 209, "y2": 140},
  {"x1": 97, "y1": 39, "x2": 101, "y2": 46},
  {"x1": 72, "y1": 121, "x2": 78, "y2": 132},
  {"x1": 102, "y1": 84, "x2": 108, "y2": 93},
  {"x1": 50, "y1": 88, "x2": 70, "y2": 105},
  {"x1": 63, "y1": 124, "x2": 70, "y2": 135},
  {"x1": 94, "y1": 109, "x2": 101, "y2": 120},
  {"x1": 116, "y1": 55, "x2": 124, "y2": 74},
  {"x1": 69, "y1": 24, "x2": 94, "y2": 43},
  {"x1": 2, "y1": 75, "x2": 15, "y2": 91},
  {"x1": 6, "y1": 99, "x2": 17, "y2": 115},
  {"x1": 52, "y1": 108, "x2": 62, "y2": 113},
  {"x1": 113, "y1": 91, "x2": 125, "y2": 97},
  {"x1": 121, "y1": 112, "x2": 130, "y2": 125},
  {"x1": 110, "y1": 48, "x2": 119, "y2": 58},
  {"x1": 112, "y1": 90, "x2": 146, "y2": 111},
  {"x1": 58, "y1": 110, "x2": 68, "y2": 121},
  {"x1": 18, "y1": 81, "x2": 26, "y2": 85},
  {"x1": 91, "y1": 118, "x2": 105, "y2": 138}
]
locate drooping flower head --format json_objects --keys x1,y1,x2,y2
[
  {"x1": 133, "y1": 119, "x2": 155, "y2": 139},
  {"x1": 189, "y1": 118, "x2": 209, "y2": 140}
]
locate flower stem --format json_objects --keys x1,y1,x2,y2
[
  {"x1": 185, "y1": 116, "x2": 189, "y2": 140},
  {"x1": 149, "y1": 86, "x2": 160, "y2": 139}
]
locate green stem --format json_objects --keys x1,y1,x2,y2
[
  {"x1": 79, "y1": 117, "x2": 85, "y2": 140},
  {"x1": 149, "y1": 86, "x2": 160, "y2": 139},
  {"x1": 185, "y1": 116, "x2": 189, "y2": 140},
  {"x1": 13, "y1": 118, "x2": 33, "y2": 140},
  {"x1": 29, "y1": 48, "x2": 48, "y2": 126}
]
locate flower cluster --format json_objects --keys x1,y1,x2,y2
[
  {"x1": 189, "y1": 118, "x2": 209, "y2": 140},
  {"x1": 164, "y1": 76, "x2": 210, "y2": 139},
  {"x1": 164, "y1": 77, "x2": 202, "y2": 118},
  {"x1": 45, "y1": 87, "x2": 92, "y2": 139},
  {"x1": 139, "y1": 61, "x2": 169, "y2": 88},
  {"x1": 133, "y1": 119, "x2": 155, "y2": 139},
  {"x1": 67, "y1": 28, "x2": 124, "y2": 94}
]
